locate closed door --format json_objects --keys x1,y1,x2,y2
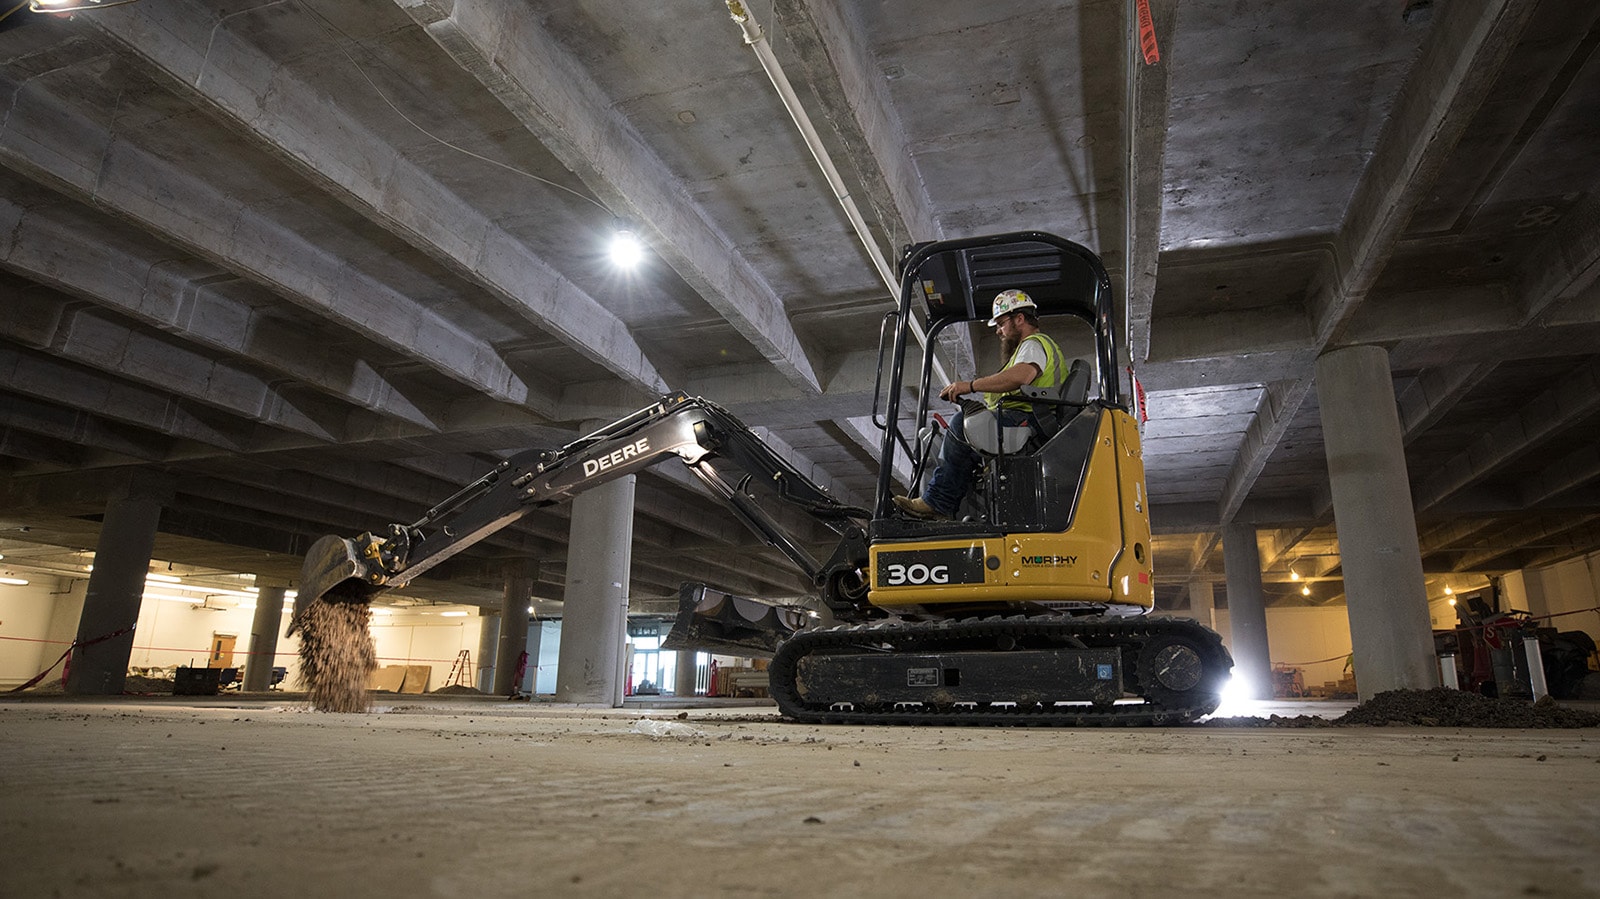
[{"x1": 209, "y1": 633, "x2": 237, "y2": 668}]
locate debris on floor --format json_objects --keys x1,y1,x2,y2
[
  {"x1": 1206, "y1": 688, "x2": 1600, "y2": 728},
  {"x1": 430, "y1": 684, "x2": 482, "y2": 695}
]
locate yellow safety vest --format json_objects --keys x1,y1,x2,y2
[{"x1": 985, "y1": 332, "x2": 1066, "y2": 412}]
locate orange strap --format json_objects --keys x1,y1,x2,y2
[{"x1": 1136, "y1": 0, "x2": 1160, "y2": 65}]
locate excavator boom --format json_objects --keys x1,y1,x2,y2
[{"x1": 295, "y1": 393, "x2": 869, "y2": 614}]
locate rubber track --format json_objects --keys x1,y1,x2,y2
[{"x1": 769, "y1": 614, "x2": 1230, "y2": 727}]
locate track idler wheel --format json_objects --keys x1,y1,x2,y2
[{"x1": 1137, "y1": 632, "x2": 1227, "y2": 708}]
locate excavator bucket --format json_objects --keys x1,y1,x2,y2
[
  {"x1": 661, "y1": 583, "x2": 809, "y2": 659},
  {"x1": 294, "y1": 534, "x2": 381, "y2": 616}
]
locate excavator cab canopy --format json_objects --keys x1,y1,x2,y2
[
  {"x1": 874, "y1": 232, "x2": 1121, "y2": 517},
  {"x1": 900, "y1": 232, "x2": 1118, "y2": 405}
]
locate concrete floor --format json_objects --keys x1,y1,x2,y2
[{"x1": 2, "y1": 695, "x2": 1597, "y2": 898}]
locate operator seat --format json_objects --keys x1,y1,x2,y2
[{"x1": 965, "y1": 358, "x2": 1092, "y2": 455}]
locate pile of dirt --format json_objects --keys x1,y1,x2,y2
[
  {"x1": 1336, "y1": 688, "x2": 1600, "y2": 728},
  {"x1": 289, "y1": 596, "x2": 376, "y2": 713},
  {"x1": 1205, "y1": 688, "x2": 1600, "y2": 728},
  {"x1": 124, "y1": 675, "x2": 177, "y2": 694},
  {"x1": 431, "y1": 684, "x2": 483, "y2": 695}
]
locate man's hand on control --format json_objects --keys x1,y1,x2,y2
[{"x1": 939, "y1": 379, "x2": 973, "y2": 402}]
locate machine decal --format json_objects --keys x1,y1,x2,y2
[
  {"x1": 1020, "y1": 554, "x2": 1077, "y2": 566},
  {"x1": 876, "y1": 547, "x2": 986, "y2": 587},
  {"x1": 582, "y1": 437, "x2": 651, "y2": 477}
]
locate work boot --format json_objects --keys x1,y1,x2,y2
[{"x1": 893, "y1": 495, "x2": 947, "y2": 520}]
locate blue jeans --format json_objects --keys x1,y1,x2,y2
[{"x1": 922, "y1": 407, "x2": 1040, "y2": 517}]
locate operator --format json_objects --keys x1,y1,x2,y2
[{"x1": 894, "y1": 289, "x2": 1066, "y2": 521}]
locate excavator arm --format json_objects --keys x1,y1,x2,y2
[{"x1": 295, "y1": 392, "x2": 870, "y2": 610}]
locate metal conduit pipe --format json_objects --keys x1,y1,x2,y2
[{"x1": 725, "y1": 0, "x2": 950, "y2": 387}]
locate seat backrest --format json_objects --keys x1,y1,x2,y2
[{"x1": 1060, "y1": 358, "x2": 1091, "y2": 405}]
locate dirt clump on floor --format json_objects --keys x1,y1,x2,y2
[
  {"x1": 288, "y1": 595, "x2": 376, "y2": 713},
  {"x1": 431, "y1": 684, "x2": 483, "y2": 695},
  {"x1": 1206, "y1": 688, "x2": 1600, "y2": 728}
]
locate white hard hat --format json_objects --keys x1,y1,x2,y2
[{"x1": 987, "y1": 289, "x2": 1037, "y2": 326}]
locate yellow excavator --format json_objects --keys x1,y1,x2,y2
[{"x1": 295, "y1": 231, "x2": 1232, "y2": 725}]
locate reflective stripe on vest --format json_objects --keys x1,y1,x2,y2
[{"x1": 985, "y1": 332, "x2": 1066, "y2": 412}]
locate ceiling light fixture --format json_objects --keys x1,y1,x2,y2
[
  {"x1": 440, "y1": 610, "x2": 469, "y2": 617},
  {"x1": 0, "y1": 576, "x2": 29, "y2": 586},
  {"x1": 1443, "y1": 585, "x2": 1453, "y2": 595},
  {"x1": 1300, "y1": 585, "x2": 1310, "y2": 596},
  {"x1": 145, "y1": 573, "x2": 182, "y2": 584},
  {"x1": 608, "y1": 227, "x2": 644, "y2": 268},
  {"x1": 1289, "y1": 569, "x2": 1300, "y2": 581}
]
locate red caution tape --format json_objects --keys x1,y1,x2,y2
[
  {"x1": 1136, "y1": 0, "x2": 1160, "y2": 65},
  {"x1": 8, "y1": 623, "x2": 136, "y2": 693}
]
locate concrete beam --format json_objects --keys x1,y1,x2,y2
[
  {"x1": 397, "y1": 0, "x2": 821, "y2": 394},
  {"x1": 1310, "y1": 0, "x2": 1534, "y2": 345},
  {"x1": 0, "y1": 293, "x2": 342, "y2": 443},
  {"x1": 1452, "y1": 513, "x2": 1600, "y2": 572},
  {"x1": 1520, "y1": 193, "x2": 1600, "y2": 325},
  {"x1": 0, "y1": 391, "x2": 172, "y2": 463},
  {"x1": 1415, "y1": 356, "x2": 1600, "y2": 512},
  {"x1": 1517, "y1": 440, "x2": 1600, "y2": 509},
  {"x1": 91, "y1": 0, "x2": 667, "y2": 399},
  {"x1": 775, "y1": 0, "x2": 975, "y2": 378},
  {"x1": 0, "y1": 197, "x2": 438, "y2": 429},
  {"x1": 1123, "y1": 0, "x2": 1176, "y2": 371},
  {"x1": 1396, "y1": 361, "x2": 1499, "y2": 442},
  {"x1": 1209, "y1": 2, "x2": 1533, "y2": 521},
  {"x1": 0, "y1": 68, "x2": 529, "y2": 407},
  {"x1": 0, "y1": 345, "x2": 245, "y2": 451},
  {"x1": 1217, "y1": 379, "x2": 1313, "y2": 523}
]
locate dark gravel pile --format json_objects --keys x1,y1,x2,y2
[
  {"x1": 1206, "y1": 688, "x2": 1600, "y2": 728},
  {"x1": 1336, "y1": 688, "x2": 1600, "y2": 728},
  {"x1": 431, "y1": 684, "x2": 483, "y2": 695}
]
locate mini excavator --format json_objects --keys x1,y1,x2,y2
[{"x1": 296, "y1": 231, "x2": 1233, "y2": 725}]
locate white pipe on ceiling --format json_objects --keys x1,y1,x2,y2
[{"x1": 725, "y1": 0, "x2": 951, "y2": 387}]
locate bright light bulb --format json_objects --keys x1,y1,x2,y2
[
  {"x1": 609, "y1": 229, "x2": 643, "y2": 268},
  {"x1": 1443, "y1": 585, "x2": 1453, "y2": 595},
  {"x1": 1301, "y1": 585, "x2": 1311, "y2": 596},
  {"x1": 1289, "y1": 570, "x2": 1300, "y2": 581},
  {"x1": 440, "y1": 610, "x2": 469, "y2": 617}
]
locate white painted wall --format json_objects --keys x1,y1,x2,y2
[
  {"x1": 370, "y1": 613, "x2": 481, "y2": 692},
  {"x1": 1502, "y1": 551, "x2": 1600, "y2": 642},
  {"x1": 0, "y1": 578, "x2": 66, "y2": 686},
  {"x1": 1213, "y1": 605, "x2": 1355, "y2": 690}
]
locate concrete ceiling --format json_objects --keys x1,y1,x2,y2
[{"x1": 0, "y1": 0, "x2": 1596, "y2": 614}]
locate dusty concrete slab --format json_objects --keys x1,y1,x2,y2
[{"x1": 1, "y1": 697, "x2": 1596, "y2": 897}]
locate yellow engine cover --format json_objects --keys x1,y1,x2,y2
[{"x1": 868, "y1": 409, "x2": 1154, "y2": 610}]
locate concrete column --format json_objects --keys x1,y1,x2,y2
[
  {"x1": 242, "y1": 582, "x2": 288, "y2": 692},
  {"x1": 476, "y1": 609, "x2": 500, "y2": 693},
  {"x1": 1188, "y1": 580, "x2": 1216, "y2": 630},
  {"x1": 1317, "y1": 345, "x2": 1438, "y2": 699},
  {"x1": 66, "y1": 478, "x2": 169, "y2": 695},
  {"x1": 1222, "y1": 522, "x2": 1272, "y2": 699},
  {"x1": 674, "y1": 650, "x2": 698, "y2": 696},
  {"x1": 493, "y1": 562, "x2": 534, "y2": 696},
  {"x1": 555, "y1": 474, "x2": 635, "y2": 706}
]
